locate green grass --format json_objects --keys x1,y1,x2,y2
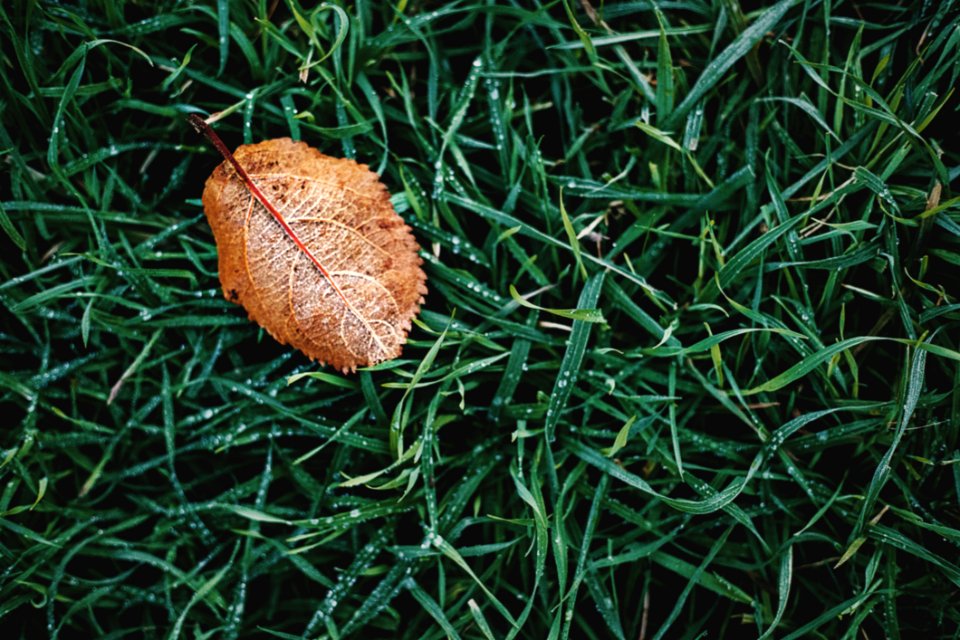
[{"x1": 2, "y1": 0, "x2": 960, "y2": 637}]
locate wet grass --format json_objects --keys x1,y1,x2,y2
[{"x1": 1, "y1": 0, "x2": 960, "y2": 638}]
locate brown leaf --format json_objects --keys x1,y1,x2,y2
[{"x1": 196, "y1": 127, "x2": 426, "y2": 372}]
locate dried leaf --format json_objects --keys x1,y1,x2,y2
[{"x1": 191, "y1": 117, "x2": 426, "y2": 372}]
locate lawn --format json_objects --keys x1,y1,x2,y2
[{"x1": 2, "y1": 0, "x2": 960, "y2": 638}]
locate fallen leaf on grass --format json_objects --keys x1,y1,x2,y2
[{"x1": 189, "y1": 115, "x2": 427, "y2": 372}]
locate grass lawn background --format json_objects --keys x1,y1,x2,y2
[{"x1": 2, "y1": 0, "x2": 960, "y2": 637}]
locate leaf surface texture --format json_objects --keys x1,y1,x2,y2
[{"x1": 202, "y1": 138, "x2": 426, "y2": 371}]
